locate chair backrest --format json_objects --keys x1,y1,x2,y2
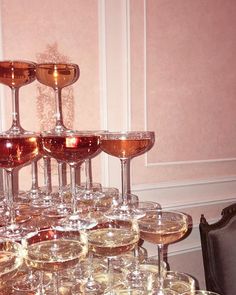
[{"x1": 199, "y1": 203, "x2": 236, "y2": 295}]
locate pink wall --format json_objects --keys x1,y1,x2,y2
[
  {"x1": 130, "y1": 0, "x2": 236, "y2": 184},
  {"x1": 1, "y1": 0, "x2": 100, "y2": 132}
]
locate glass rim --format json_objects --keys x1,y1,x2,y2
[
  {"x1": 0, "y1": 60, "x2": 36, "y2": 66},
  {"x1": 0, "y1": 131, "x2": 40, "y2": 138},
  {"x1": 182, "y1": 291, "x2": 221, "y2": 295},
  {"x1": 164, "y1": 270, "x2": 196, "y2": 283},
  {"x1": 140, "y1": 209, "x2": 188, "y2": 216},
  {"x1": 36, "y1": 62, "x2": 79, "y2": 68},
  {"x1": 0, "y1": 239, "x2": 23, "y2": 247},
  {"x1": 138, "y1": 209, "x2": 189, "y2": 225},
  {"x1": 100, "y1": 130, "x2": 155, "y2": 135},
  {"x1": 40, "y1": 129, "x2": 101, "y2": 137}
]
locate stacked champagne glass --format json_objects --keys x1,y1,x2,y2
[{"x1": 0, "y1": 60, "x2": 221, "y2": 295}]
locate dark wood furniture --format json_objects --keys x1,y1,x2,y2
[{"x1": 199, "y1": 203, "x2": 236, "y2": 295}]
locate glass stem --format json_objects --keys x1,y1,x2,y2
[
  {"x1": 30, "y1": 160, "x2": 39, "y2": 198},
  {"x1": 5, "y1": 168, "x2": 16, "y2": 226},
  {"x1": 86, "y1": 251, "x2": 95, "y2": 284},
  {"x1": 53, "y1": 272, "x2": 60, "y2": 295},
  {"x1": 39, "y1": 271, "x2": 44, "y2": 295},
  {"x1": 107, "y1": 257, "x2": 114, "y2": 295},
  {"x1": 54, "y1": 88, "x2": 66, "y2": 130},
  {"x1": 157, "y1": 244, "x2": 164, "y2": 292},
  {"x1": 85, "y1": 159, "x2": 92, "y2": 190},
  {"x1": 11, "y1": 87, "x2": 24, "y2": 133},
  {"x1": 70, "y1": 164, "x2": 78, "y2": 214},
  {"x1": 43, "y1": 156, "x2": 52, "y2": 195},
  {"x1": 133, "y1": 245, "x2": 140, "y2": 272},
  {"x1": 57, "y1": 161, "x2": 64, "y2": 204},
  {"x1": 120, "y1": 158, "x2": 130, "y2": 206}
]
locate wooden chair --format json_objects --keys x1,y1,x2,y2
[{"x1": 199, "y1": 203, "x2": 236, "y2": 295}]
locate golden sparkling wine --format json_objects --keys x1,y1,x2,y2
[
  {"x1": 89, "y1": 227, "x2": 139, "y2": 257},
  {"x1": 0, "y1": 251, "x2": 22, "y2": 281},
  {"x1": 140, "y1": 221, "x2": 187, "y2": 245},
  {"x1": 25, "y1": 239, "x2": 86, "y2": 272},
  {"x1": 168, "y1": 281, "x2": 193, "y2": 293},
  {"x1": 139, "y1": 211, "x2": 188, "y2": 245}
]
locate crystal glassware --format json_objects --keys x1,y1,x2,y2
[
  {"x1": 162, "y1": 271, "x2": 196, "y2": 294},
  {"x1": 88, "y1": 218, "x2": 140, "y2": 295},
  {"x1": 0, "y1": 132, "x2": 41, "y2": 239},
  {"x1": 0, "y1": 60, "x2": 41, "y2": 206},
  {"x1": 182, "y1": 292, "x2": 221, "y2": 295},
  {"x1": 0, "y1": 60, "x2": 36, "y2": 135},
  {"x1": 23, "y1": 228, "x2": 88, "y2": 295},
  {"x1": 35, "y1": 62, "x2": 80, "y2": 213},
  {"x1": 0, "y1": 240, "x2": 23, "y2": 291},
  {"x1": 100, "y1": 131, "x2": 155, "y2": 220},
  {"x1": 36, "y1": 62, "x2": 79, "y2": 133},
  {"x1": 41, "y1": 130, "x2": 100, "y2": 230},
  {"x1": 138, "y1": 210, "x2": 188, "y2": 295},
  {"x1": 126, "y1": 201, "x2": 162, "y2": 287}
]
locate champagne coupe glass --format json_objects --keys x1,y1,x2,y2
[
  {"x1": 77, "y1": 136, "x2": 103, "y2": 202},
  {"x1": 0, "y1": 132, "x2": 40, "y2": 239},
  {"x1": 111, "y1": 289, "x2": 150, "y2": 295},
  {"x1": 36, "y1": 62, "x2": 79, "y2": 133},
  {"x1": 0, "y1": 60, "x2": 39, "y2": 204},
  {"x1": 100, "y1": 131, "x2": 155, "y2": 220},
  {"x1": 78, "y1": 130, "x2": 107, "y2": 204},
  {"x1": 113, "y1": 289, "x2": 178, "y2": 295},
  {"x1": 182, "y1": 292, "x2": 221, "y2": 295},
  {"x1": 88, "y1": 218, "x2": 140, "y2": 295},
  {"x1": 23, "y1": 228, "x2": 88, "y2": 295},
  {"x1": 138, "y1": 210, "x2": 188, "y2": 295},
  {"x1": 41, "y1": 130, "x2": 100, "y2": 230},
  {"x1": 35, "y1": 62, "x2": 80, "y2": 214},
  {"x1": 0, "y1": 240, "x2": 24, "y2": 291},
  {"x1": 162, "y1": 271, "x2": 196, "y2": 294},
  {"x1": 0, "y1": 60, "x2": 36, "y2": 135},
  {"x1": 126, "y1": 201, "x2": 161, "y2": 286}
]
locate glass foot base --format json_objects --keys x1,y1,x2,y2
[
  {"x1": 0, "y1": 223, "x2": 34, "y2": 240},
  {"x1": 105, "y1": 206, "x2": 146, "y2": 220},
  {"x1": 54, "y1": 214, "x2": 98, "y2": 231},
  {"x1": 42, "y1": 205, "x2": 72, "y2": 218}
]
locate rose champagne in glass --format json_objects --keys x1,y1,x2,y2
[
  {"x1": 36, "y1": 62, "x2": 80, "y2": 213},
  {"x1": 0, "y1": 133, "x2": 40, "y2": 239},
  {"x1": 41, "y1": 130, "x2": 100, "y2": 230},
  {"x1": 100, "y1": 131, "x2": 155, "y2": 220}
]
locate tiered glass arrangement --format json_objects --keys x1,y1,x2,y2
[{"x1": 0, "y1": 60, "x2": 220, "y2": 295}]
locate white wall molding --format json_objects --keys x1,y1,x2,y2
[
  {"x1": 133, "y1": 176, "x2": 236, "y2": 208},
  {"x1": 133, "y1": 175, "x2": 236, "y2": 190},
  {"x1": 98, "y1": 0, "x2": 109, "y2": 186},
  {"x1": 99, "y1": 0, "x2": 131, "y2": 132},
  {"x1": 147, "y1": 157, "x2": 236, "y2": 167},
  {"x1": 98, "y1": 0, "x2": 131, "y2": 187},
  {"x1": 0, "y1": 1, "x2": 5, "y2": 132}
]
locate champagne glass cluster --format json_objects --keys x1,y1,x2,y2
[{"x1": 0, "y1": 60, "x2": 220, "y2": 295}]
